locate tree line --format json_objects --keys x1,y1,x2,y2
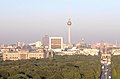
[
  {"x1": 0, "y1": 55, "x2": 101, "y2": 79},
  {"x1": 111, "y1": 55, "x2": 120, "y2": 79}
]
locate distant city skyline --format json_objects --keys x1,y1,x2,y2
[{"x1": 0, "y1": 0, "x2": 120, "y2": 44}]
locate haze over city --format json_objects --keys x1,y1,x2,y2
[{"x1": 0, "y1": 0, "x2": 120, "y2": 44}]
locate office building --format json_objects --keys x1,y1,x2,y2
[
  {"x1": 49, "y1": 37, "x2": 63, "y2": 52},
  {"x1": 42, "y1": 35, "x2": 49, "y2": 48}
]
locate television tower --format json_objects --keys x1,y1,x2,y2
[{"x1": 67, "y1": 17, "x2": 72, "y2": 46}]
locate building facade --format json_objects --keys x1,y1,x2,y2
[
  {"x1": 42, "y1": 35, "x2": 49, "y2": 48},
  {"x1": 49, "y1": 37, "x2": 63, "y2": 50},
  {"x1": 3, "y1": 50, "x2": 45, "y2": 61}
]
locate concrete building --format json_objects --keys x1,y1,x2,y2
[
  {"x1": 3, "y1": 50, "x2": 45, "y2": 61},
  {"x1": 49, "y1": 37, "x2": 63, "y2": 52},
  {"x1": 42, "y1": 35, "x2": 49, "y2": 48}
]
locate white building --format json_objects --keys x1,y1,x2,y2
[
  {"x1": 49, "y1": 37, "x2": 63, "y2": 52},
  {"x1": 35, "y1": 41, "x2": 42, "y2": 48}
]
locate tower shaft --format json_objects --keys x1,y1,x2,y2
[
  {"x1": 67, "y1": 17, "x2": 72, "y2": 47},
  {"x1": 68, "y1": 25, "x2": 71, "y2": 45}
]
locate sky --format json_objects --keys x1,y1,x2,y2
[{"x1": 0, "y1": 0, "x2": 120, "y2": 44}]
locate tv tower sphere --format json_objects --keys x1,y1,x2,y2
[{"x1": 67, "y1": 18, "x2": 72, "y2": 25}]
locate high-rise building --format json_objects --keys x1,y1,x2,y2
[
  {"x1": 42, "y1": 35, "x2": 49, "y2": 48},
  {"x1": 49, "y1": 37, "x2": 63, "y2": 51},
  {"x1": 67, "y1": 17, "x2": 72, "y2": 46}
]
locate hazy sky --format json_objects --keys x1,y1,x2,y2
[{"x1": 0, "y1": 0, "x2": 120, "y2": 44}]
